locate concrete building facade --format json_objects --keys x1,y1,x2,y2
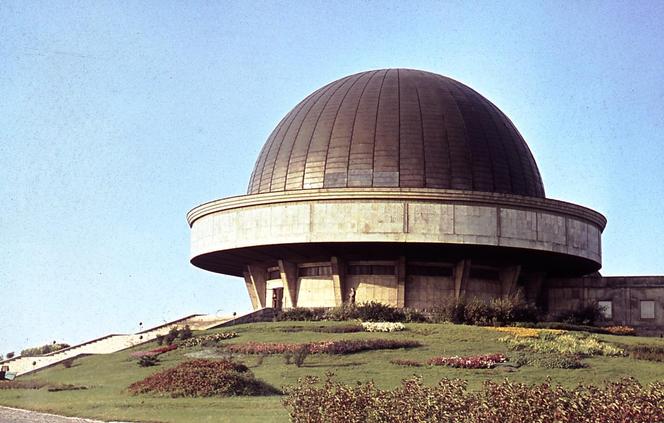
[{"x1": 188, "y1": 69, "x2": 663, "y2": 333}]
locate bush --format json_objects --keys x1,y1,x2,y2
[
  {"x1": 427, "y1": 353, "x2": 507, "y2": 369},
  {"x1": 138, "y1": 356, "x2": 160, "y2": 367},
  {"x1": 355, "y1": 301, "x2": 405, "y2": 322},
  {"x1": 164, "y1": 327, "x2": 179, "y2": 345},
  {"x1": 283, "y1": 375, "x2": 664, "y2": 423},
  {"x1": 155, "y1": 335, "x2": 164, "y2": 346},
  {"x1": 5, "y1": 352, "x2": 14, "y2": 359},
  {"x1": 276, "y1": 308, "x2": 327, "y2": 321},
  {"x1": 0, "y1": 380, "x2": 48, "y2": 390},
  {"x1": 463, "y1": 299, "x2": 491, "y2": 325},
  {"x1": 61, "y1": 358, "x2": 76, "y2": 368},
  {"x1": 128, "y1": 359, "x2": 279, "y2": 397},
  {"x1": 403, "y1": 308, "x2": 428, "y2": 323},
  {"x1": 552, "y1": 303, "x2": 605, "y2": 326},
  {"x1": 323, "y1": 304, "x2": 358, "y2": 321},
  {"x1": 179, "y1": 325, "x2": 193, "y2": 340},
  {"x1": 20, "y1": 343, "x2": 70, "y2": 356},
  {"x1": 489, "y1": 294, "x2": 539, "y2": 324},
  {"x1": 293, "y1": 345, "x2": 309, "y2": 367}
]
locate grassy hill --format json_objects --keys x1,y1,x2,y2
[{"x1": 1, "y1": 321, "x2": 663, "y2": 422}]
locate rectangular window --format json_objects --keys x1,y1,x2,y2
[
  {"x1": 347, "y1": 264, "x2": 395, "y2": 276},
  {"x1": 640, "y1": 300, "x2": 656, "y2": 319},
  {"x1": 598, "y1": 300, "x2": 612, "y2": 319},
  {"x1": 297, "y1": 265, "x2": 332, "y2": 277},
  {"x1": 407, "y1": 265, "x2": 453, "y2": 277},
  {"x1": 267, "y1": 269, "x2": 281, "y2": 280}
]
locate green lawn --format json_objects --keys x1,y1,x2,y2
[{"x1": 1, "y1": 321, "x2": 663, "y2": 422}]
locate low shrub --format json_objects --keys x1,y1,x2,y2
[
  {"x1": 47, "y1": 384, "x2": 88, "y2": 392},
  {"x1": 499, "y1": 332, "x2": 623, "y2": 357},
  {"x1": 155, "y1": 335, "x2": 165, "y2": 346},
  {"x1": 605, "y1": 325, "x2": 636, "y2": 336},
  {"x1": 180, "y1": 332, "x2": 237, "y2": 348},
  {"x1": 622, "y1": 344, "x2": 664, "y2": 362},
  {"x1": 130, "y1": 344, "x2": 177, "y2": 359},
  {"x1": 20, "y1": 343, "x2": 70, "y2": 356},
  {"x1": 276, "y1": 308, "x2": 327, "y2": 321},
  {"x1": 164, "y1": 327, "x2": 179, "y2": 345},
  {"x1": 362, "y1": 322, "x2": 405, "y2": 332},
  {"x1": 221, "y1": 339, "x2": 421, "y2": 355},
  {"x1": 179, "y1": 325, "x2": 193, "y2": 340},
  {"x1": 5, "y1": 352, "x2": 14, "y2": 359},
  {"x1": 389, "y1": 358, "x2": 423, "y2": 367},
  {"x1": 283, "y1": 375, "x2": 664, "y2": 423},
  {"x1": 128, "y1": 359, "x2": 279, "y2": 397},
  {"x1": 511, "y1": 352, "x2": 587, "y2": 369},
  {"x1": 551, "y1": 303, "x2": 605, "y2": 326},
  {"x1": 324, "y1": 304, "x2": 359, "y2": 321},
  {"x1": 138, "y1": 356, "x2": 160, "y2": 367},
  {"x1": 402, "y1": 308, "x2": 428, "y2": 323},
  {"x1": 427, "y1": 353, "x2": 507, "y2": 369},
  {"x1": 355, "y1": 301, "x2": 405, "y2": 322},
  {"x1": 293, "y1": 345, "x2": 309, "y2": 367}
]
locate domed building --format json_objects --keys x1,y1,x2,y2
[{"x1": 188, "y1": 69, "x2": 662, "y2": 332}]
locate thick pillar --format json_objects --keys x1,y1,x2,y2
[
  {"x1": 500, "y1": 265, "x2": 521, "y2": 297},
  {"x1": 453, "y1": 259, "x2": 471, "y2": 302},
  {"x1": 396, "y1": 256, "x2": 406, "y2": 307},
  {"x1": 524, "y1": 271, "x2": 545, "y2": 305},
  {"x1": 278, "y1": 259, "x2": 298, "y2": 309},
  {"x1": 245, "y1": 264, "x2": 267, "y2": 309},
  {"x1": 330, "y1": 256, "x2": 344, "y2": 306}
]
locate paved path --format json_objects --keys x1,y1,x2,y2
[{"x1": 0, "y1": 406, "x2": 130, "y2": 423}]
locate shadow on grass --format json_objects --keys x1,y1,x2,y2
[{"x1": 302, "y1": 362, "x2": 366, "y2": 368}]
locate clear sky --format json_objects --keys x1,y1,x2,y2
[{"x1": 1, "y1": 1, "x2": 663, "y2": 354}]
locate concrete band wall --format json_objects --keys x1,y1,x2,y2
[{"x1": 188, "y1": 188, "x2": 605, "y2": 268}]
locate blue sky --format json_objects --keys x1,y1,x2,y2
[{"x1": 1, "y1": 1, "x2": 663, "y2": 354}]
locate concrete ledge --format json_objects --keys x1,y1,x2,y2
[{"x1": 189, "y1": 189, "x2": 605, "y2": 271}]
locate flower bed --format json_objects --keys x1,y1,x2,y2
[
  {"x1": 128, "y1": 359, "x2": 278, "y2": 397},
  {"x1": 362, "y1": 322, "x2": 405, "y2": 332},
  {"x1": 221, "y1": 339, "x2": 421, "y2": 355},
  {"x1": 604, "y1": 325, "x2": 636, "y2": 336},
  {"x1": 283, "y1": 375, "x2": 664, "y2": 423},
  {"x1": 490, "y1": 327, "x2": 565, "y2": 338},
  {"x1": 180, "y1": 332, "x2": 237, "y2": 347},
  {"x1": 427, "y1": 353, "x2": 507, "y2": 369},
  {"x1": 499, "y1": 332, "x2": 623, "y2": 356},
  {"x1": 130, "y1": 344, "x2": 177, "y2": 358}
]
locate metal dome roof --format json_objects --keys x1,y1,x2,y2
[{"x1": 247, "y1": 69, "x2": 545, "y2": 197}]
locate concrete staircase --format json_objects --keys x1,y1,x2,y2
[{"x1": 1, "y1": 312, "x2": 240, "y2": 376}]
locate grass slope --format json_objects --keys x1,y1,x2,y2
[{"x1": 1, "y1": 321, "x2": 663, "y2": 422}]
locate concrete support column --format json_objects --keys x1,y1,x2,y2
[
  {"x1": 278, "y1": 260, "x2": 298, "y2": 309},
  {"x1": 396, "y1": 256, "x2": 406, "y2": 307},
  {"x1": 500, "y1": 265, "x2": 521, "y2": 297},
  {"x1": 244, "y1": 264, "x2": 268, "y2": 309},
  {"x1": 524, "y1": 272, "x2": 545, "y2": 305},
  {"x1": 330, "y1": 256, "x2": 344, "y2": 306},
  {"x1": 454, "y1": 259, "x2": 471, "y2": 302}
]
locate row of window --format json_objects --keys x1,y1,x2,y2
[
  {"x1": 598, "y1": 300, "x2": 656, "y2": 320},
  {"x1": 270, "y1": 264, "x2": 493, "y2": 278}
]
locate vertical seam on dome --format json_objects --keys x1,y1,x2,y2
[
  {"x1": 282, "y1": 80, "x2": 338, "y2": 191},
  {"x1": 321, "y1": 74, "x2": 364, "y2": 187},
  {"x1": 265, "y1": 95, "x2": 315, "y2": 192},
  {"x1": 435, "y1": 74, "x2": 474, "y2": 190},
  {"x1": 251, "y1": 109, "x2": 293, "y2": 194},
  {"x1": 413, "y1": 80, "x2": 427, "y2": 187},
  {"x1": 397, "y1": 68, "x2": 401, "y2": 186},
  {"x1": 450, "y1": 79, "x2": 497, "y2": 193},
  {"x1": 371, "y1": 70, "x2": 388, "y2": 186},
  {"x1": 298, "y1": 78, "x2": 348, "y2": 190},
  {"x1": 346, "y1": 70, "x2": 378, "y2": 186}
]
